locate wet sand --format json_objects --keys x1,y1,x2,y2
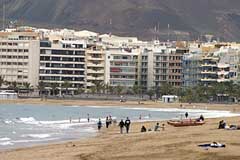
[{"x1": 0, "y1": 99, "x2": 240, "y2": 160}]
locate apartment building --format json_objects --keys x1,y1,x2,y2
[
  {"x1": 182, "y1": 53, "x2": 202, "y2": 88},
  {"x1": 0, "y1": 32, "x2": 40, "y2": 88},
  {"x1": 39, "y1": 39, "x2": 87, "y2": 95},
  {"x1": 86, "y1": 45, "x2": 105, "y2": 89},
  {"x1": 105, "y1": 48, "x2": 139, "y2": 88}
]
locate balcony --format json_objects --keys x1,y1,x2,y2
[
  {"x1": 201, "y1": 63, "x2": 217, "y2": 67},
  {"x1": 201, "y1": 70, "x2": 217, "y2": 74},
  {"x1": 200, "y1": 78, "x2": 217, "y2": 82},
  {"x1": 87, "y1": 63, "x2": 104, "y2": 67},
  {"x1": 87, "y1": 69, "x2": 104, "y2": 74},
  {"x1": 87, "y1": 56, "x2": 104, "y2": 61},
  {"x1": 87, "y1": 76, "x2": 104, "y2": 80}
]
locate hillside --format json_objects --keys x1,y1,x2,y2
[{"x1": 1, "y1": 0, "x2": 240, "y2": 41}]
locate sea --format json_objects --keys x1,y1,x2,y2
[{"x1": 0, "y1": 104, "x2": 239, "y2": 150}]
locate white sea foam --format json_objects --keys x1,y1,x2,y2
[
  {"x1": 0, "y1": 137, "x2": 11, "y2": 141},
  {"x1": 3, "y1": 120, "x2": 13, "y2": 124},
  {"x1": 16, "y1": 117, "x2": 40, "y2": 125},
  {"x1": 0, "y1": 141, "x2": 14, "y2": 146},
  {"x1": 21, "y1": 134, "x2": 51, "y2": 139}
]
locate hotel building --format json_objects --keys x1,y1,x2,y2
[{"x1": 0, "y1": 31, "x2": 40, "y2": 88}]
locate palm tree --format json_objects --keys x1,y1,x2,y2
[
  {"x1": 23, "y1": 82, "x2": 32, "y2": 96},
  {"x1": 50, "y1": 83, "x2": 59, "y2": 96},
  {"x1": 94, "y1": 81, "x2": 104, "y2": 94},
  {"x1": 0, "y1": 76, "x2": 5, "y2": 88},
  {"x1": 75, "y1": 87, "x2": 84, "y2": 95},
  {"x1": 132, "y1": 84, "x2": 141, "y2": 97},
  {"x1": 8, "y1": 81, "x2": 18, "y2": 92},
  {"x1": 62, "y1": 81, "x2": 71, "y2": 95},
  {"x1": 38, "y1": 81, "x2": 45, "y2": 101},
  {"x1": 116, "y1": 85, "x2": 123, "y2": 95}
]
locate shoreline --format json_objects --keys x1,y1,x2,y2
[
  {"x1": 1, "y1": 117, "x2": 240, "y2": 160},
  {"x1": 1, "y1": 99, "x2": 240, "y2": 159},
  {"x1": 1, "y1": 98, "x2": 240, "y2": 112}
]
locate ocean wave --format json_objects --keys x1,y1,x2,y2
[
  {"x1": 21, "y1": 134, "x2": 51, "y2": 139},
  {"x1": 0, "y1": 141, "x2": 14, "y2": 146},
  {"x1": 0, "y1": 137, "x2": 11, "y2": 141}
]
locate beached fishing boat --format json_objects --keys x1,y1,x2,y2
[{"x1": 167, "y1": 120, "x2": 205, "y2": 127}]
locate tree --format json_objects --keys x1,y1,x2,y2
[
  {"x1": 93, "y1": 81, "x2": 104, "y2": 94},
  {"x1": 116, "y1": 85, "x2": 124, "y2": 95},
  {"x1": 62, "y1": 81, "x2": 71, "y2": 95},
  {"x1": 0, "y1": 76, "x2": 5, "y2": 88},
  {"x1": 90, "y1": 86, "x2": 96, "y2": 94},
  {"x1": 23, "y1": 82, "x2": 32, "y2": 96},
  {"x1": 38, "y1": 81, "x2": 45, "y2": 101},
  {"x1": 147, "y1": 88, "x2": 155, "y2": 100},
  {"x1": 50, "y1": 83, "x2": 59, "y2": 96},
  {"x1": 159, "y1": 82, "x2": 174, "y2": 96},
  {"x1": 132, "y1": 84, "x2": 141, "y2": 96},
  {"x1": 8, "y1": 81, "x2": 18, "y2": 92},
  {"x1": 75, "y1": 87, "x2": 85, "y2": 95}
]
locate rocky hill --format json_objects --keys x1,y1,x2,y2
[{"x1": 1, "y1": 0, "x2": 240, "y2": 41}]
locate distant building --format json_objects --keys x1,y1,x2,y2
[
  {"x1": 86, "y1": 45, "x2": 105, "y2": 90},
  {"x1": 39, "y1": 39, "x2": 87, "y2": 95},
  {"x1": 182, "y1": 52, "x2": 202, "y2": 88},
  {"x1": 0, "y1": 31, "x2": 40, "y2": 88},
  {"x1": 105, "y1": 47, "x2": 139, "y2": 88}
]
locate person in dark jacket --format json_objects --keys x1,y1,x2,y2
[
  {"x1": 119, "y1": 119, "x2": 125, "y2": 134},
  {"x1": 97, "y1": 119, "x2": 102, "y2": 131},
  {"x1": 185, "y1": 112, "x2": 189, "y2": 119},
  {"x1": 125, "y1": 117, "x2": 131, "y2": 133}
]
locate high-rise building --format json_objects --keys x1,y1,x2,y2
[
  {"x1": 0, "y1": 32, "x2": 40, "y2": 88},
  {"x1": 39, "y1": 39, "x2": 87, "y2": 95},
  {"x1": 105, "y1": 48, "x2": 139, "y2": 88}
]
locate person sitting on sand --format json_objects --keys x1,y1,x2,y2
[
  {"x1": 199, "y1": 115, "x2": 204, "y2": 121},
  {"x1": 218, "y1": 120, "x2": 226, "y2": 129},
  {"x1": 141, "y1": 125, "x2": 147, "y2": 132},
  {"x1": 196, "y1": 115, "x2": 205, "y2": 122},
  {"x1": 154, "y1": 122, "x2": 160, "y2": 131},
  {"x1": 162, "y1": 123, "x2": 165, "y2": 131},
  {"x1": 97, "y1": 119, "x2": 102, "y2": 131},
  {"x1": 119, "y1": 119, "x2": 125, "y2": 134}
]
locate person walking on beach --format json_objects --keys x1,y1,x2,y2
[
  {"x1": 185, "y1": 112, "x2": 189, "y2": 119},
  {"x1": 87, "y1": 114, "x2": 90, "y2": 122},
  {"x1": 125, "y1": 117, "x2": 131, "y2": 133},
  {"x1": 119, "y1": 119, "x2": 125, "y2": 134},
  {"x1": 97, "y1": 119, "x2": 102, "y2": 131},
  {"x1": 106, "y1": 116, "x2": 110, "y2": 128}
]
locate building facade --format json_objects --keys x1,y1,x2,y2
[
  {"x1": 39, "y1": 39, "x2": 87, "y2": 94},
  {"x1": 0, "y1": 32, "x2": 40, "y2": 88}
]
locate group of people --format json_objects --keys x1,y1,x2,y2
[
  {"x1": 141, "y1": 122, "x2": 165, "y2": 132},
  {"x1": 119, "y1": 117, "x2": 131, "y2": 134},
  {"x1": 185, "y1": 112, "x2": 205, "y2": 122},
  {"x1": 97, "y1": 115, "x2": 115, "y2": 131}
]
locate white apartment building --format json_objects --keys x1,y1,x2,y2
[
  {"x1": 39, "y1": 39, "x2": 87, "y2": 95},
  {"x1": 0, "y1": 32, "x2": 40, "y2": 88},
  {"x1": 86, "y1": 45, "x2": 105, "y2": 89},
  {"x1": 105, "y1": 48, "x2": 139, "y2": 88}
]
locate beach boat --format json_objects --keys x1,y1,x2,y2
[{"x1": 167, "y1": 120, "x2": 205, "y2": 127}]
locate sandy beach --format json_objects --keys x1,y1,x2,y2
[{"x1": 0, "y1": 99, "x2": 240, "y2": 160}]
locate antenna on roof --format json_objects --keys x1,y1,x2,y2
[
  {"x1": 2, "y1": 0, "x2": 6, "y2": 30},
  {"x1": 167, "y1": 24, "x2": 170, "y2": 42}
]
